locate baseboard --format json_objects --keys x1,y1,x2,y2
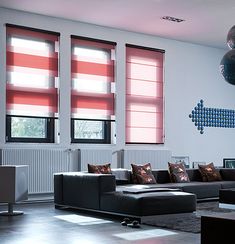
[
  {"x1": 219, "y1": 203, "x2": 235, "y2": 210},
  {"x1": 197, "y1": 197, "x2": 219, "y2": 202}
]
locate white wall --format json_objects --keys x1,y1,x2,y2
[{"x1": 0, "y1": 7, "x2": 234, "y2": 167}]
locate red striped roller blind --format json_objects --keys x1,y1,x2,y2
[
  {"x1": 126, "y1": 45, "x2": 164, "y2": 144},
  {"x1": 71, "y1": 37, "x2": 116, "y2": 120},
  {"x1": 6, "y1": 25, "x2": 59, "y2": 117}
]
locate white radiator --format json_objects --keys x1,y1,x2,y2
[
  {"x1": 1, "y1": 148, "x2": 73, "y2": 194},
  {"x1": 122, "y1": 149, "x2": 172, "y2": 170},
  {"x1": 79, "y1": 149, "x2": 113, "y2": 171}
]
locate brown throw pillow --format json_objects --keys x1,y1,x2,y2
[
  {"x1": 168, "y1": 162, "x2": 190, "y2": 183},
  {"x1": 198, "y1": 162, "x2": 222, "y2": 182},
  {"x1": 88, "y1": 163, "x2": 112, "y2": 174},
  {"x1": 131, "y1": 163, "x2": 157, "y2": 184}
]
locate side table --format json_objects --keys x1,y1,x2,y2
[
  {"x1": 219, "y1": 188, "x2": 235, "y2": 209},
  {"x1": 201, "y1": 212, "x2": 235, "y2": 244},
  {"x1": 0, "y1": 165, "x2": 28, "y2": 216}
]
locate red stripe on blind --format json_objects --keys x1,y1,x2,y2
[
  {"x1": 7, "y1": 51, "x2": 58, "y2": 73},
  {"x1": 6, "y1": 84, "x2": 58, "y2": 111},
  {"x1": 7, "y1": 26, "x2": 59, "y2": 42},
  {"x1": 71, "y1": 60, "x2": 114, "y2": 77},
  {"x1": 71, "y1": 92, "x2": 114, "y2": 113}
]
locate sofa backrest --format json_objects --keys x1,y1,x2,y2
[
  {"x1": 111, "y1": 168, "x2": 131, "y2": 185},
  {"x1": 111, "y1": 168, "x2": 235, "y2": 184},
  {"x1": 152, "y1": 170, "x2": 171, "y2": 183},
  {"x1": 111, "y1": 168, "x2": 207, "y2": 183},
  {"x1": 111, "y1": 168, "x2": 204, "y2": 184},
  {"x1": 152, "y1": 169, "x2": 204, "y2": 183},
  {"x1": 219, "y1": 168, "x2": 235, "y2": 180},
  {"x1": 186, "y1": 169, "x2": 203, "y2": 181}
]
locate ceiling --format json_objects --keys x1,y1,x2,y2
[{"x1": 0, "y1": 0, "x2": 235, "y2": 49}]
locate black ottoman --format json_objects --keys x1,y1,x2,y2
[
  {"x1": 100, "y1": 190, "x2": 196, "y2": 218},
  {"x1": 219, "y1": 188, "x2": 235, "y2": 209}
]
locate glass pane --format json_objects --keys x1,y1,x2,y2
[
  {"x1": 74, "y1": 120, "x2": 104, "y2": 139},
  {"x1": 11, "y1": 117, "x2": 46, "y2": 138}
]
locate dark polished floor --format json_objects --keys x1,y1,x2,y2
[{"x1": 0, "y1": 202, "x2": 200, "y2": 244}]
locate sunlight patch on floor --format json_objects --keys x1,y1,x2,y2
[
  {"x1": 54, "y1": 214, "x2": 113, "y2": 225},
  {"x1": 113, "y1": 229, "x2": 177, "y2": 241}
]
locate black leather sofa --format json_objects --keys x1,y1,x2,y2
[{"x1": 54, "y1": 168, "x2": 235, "y2": 218}]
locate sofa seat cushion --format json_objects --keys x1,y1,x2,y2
[
  {"x1": 100, "y1": 191, "x2": 196, "y2": 216},
  {"x1": 181, "y1": 181, "x2": 221, "y2": 199},
  {"x1": 220, "y1": 181, "x2": 235, "y2": 189},
  {"x1": 117, "y1": 181, "x2": 223, "y2": 199}
]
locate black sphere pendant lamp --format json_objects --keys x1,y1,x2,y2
[
  {"x1": 220, "y1": 49, "x2": 235, "y2": 85},
  {"x1": 227, "y1": 25, "x2": 235, "y2": 49},
  {"x1": 220, "y1": 25, "x2": 235, "y2": 85}
]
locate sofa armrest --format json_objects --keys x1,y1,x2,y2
[
  {"x1": 54, "y1": 172, "x2": 116, "y2": 210},
  {"x1": 220, "y1": 169, "x2": 235, "y2": 180},
  {"x1": 54, "y1": 173, "x2": 64, "y2": 205}
]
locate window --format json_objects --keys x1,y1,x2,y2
[
  {"x1": 126, "y1": 44, "x2": 165, "y2": 144},
  {"x1": 6, "y1": 25, "x2": 59, "y2": 143},
  {"x1": 71, "y1": 36, "x2": 116, "y2": 143}
]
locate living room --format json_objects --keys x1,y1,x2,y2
[{"x1": 0, "y1": 0, "x2": 235, "y2": 243}]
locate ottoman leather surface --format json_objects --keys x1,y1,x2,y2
[{"x1": 100, "y1": 190, "x2": 196, "y2": 216}]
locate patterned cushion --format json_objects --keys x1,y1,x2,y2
[
  {"x1": 87, "y1": 163, "x2": 112, "y2": 174},
  {"x1": 131, "y1": 163, "x2": 157, "y2": 184},
  {"x1": 168, "y1": 162, "x2": 190, "y2": 183},
  {"x1": 198, "y1": 162, "x2": 222, "y2": 182}
]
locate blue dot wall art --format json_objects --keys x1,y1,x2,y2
[{"x1": 189, "y1": 100, "x2": 235, "y2": 134}]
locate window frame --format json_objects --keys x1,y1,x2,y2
[
  {"x1": 71, "y1": 36, "x2": 116, "y2": 144},
  {"x1": 71, "y1": 118, "x2": 111, "y2": 144},
  {"x1": 6, "y1": 115, "x2": 55, "y2": 143}
]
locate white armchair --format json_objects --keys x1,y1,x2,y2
[{"x1": 0, "y1": 165, "x2": 28, "y2": 216}]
